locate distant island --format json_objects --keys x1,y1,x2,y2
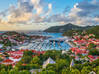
[{"x1": 44, "y1": 23, "x2": 93, "y2": 33}]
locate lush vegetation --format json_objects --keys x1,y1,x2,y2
[
  {"x1": 44, "y1": 23, "x2": 92, "y2": 33},
  {"x1": 0, "y1": 50, "x2": 99, "y2": 74},
  {"x1": 0, "y1": 26, "x2": 99, "y2": 74},
  {"x1": 0, "y1": 31, "x2": 29, "y2": 49},
  {"x1": 63, "y1": 26, "x2": 99, "y2": 39},
  {"x1": 87, "y1": 26, "x2": 99, "y2": 39},
  {"x1": 63, "y1": 30, "x2": 82, "y2": 36}
]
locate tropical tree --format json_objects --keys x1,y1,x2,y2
[
  {"x1": 31, "y1": 56, "x2": 40, "y2": 64},
  {"x1": 48, "y1": 70, "x2": 56, "y2": 74},
  {"x1": 40, "y1": 71, "x2": 48, "y2": 74},
  {"x1": 0, "y1": 69, "x2": 8, "y2": 74},
  {"x1": 93, "y1": 66, "x2": 99, "y2": 74},
  {"x1": 43, "y1": 50, "x2": 61, "y2": 60},
  {"x1": 61, "y1": 68, "x2": 71, "y2": 74},
  {"x1": 56, "y1": 59, "x2": 69, "y2": 72},
  {"x1": 23, "y1": 51, "x2": 33, "y2": 57},
  {"x1": 71, "y1": 69, "x2": 80, "y2": 74},
  {"x1": 46, "y1": 64, "x2": 56, "y2": 71},
  {"x1": 81, "y1": 66, "x2": 92, "y2": 74},
  {"x1": 21, "y1": 56, "x2": 32, "y2": 64},
  {"x1": 72, "y1": 64, "x2": 83, "y2": 71},
  {"x1": 19, "y1": 70, "x2": 31, "y2": 74},
  {"x1": 9, "y1": 69, "x2": 19, "y2": 74}
]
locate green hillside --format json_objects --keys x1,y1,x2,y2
[{"x1": 44, "y1": 23, "x2": 92, "y2": 33}]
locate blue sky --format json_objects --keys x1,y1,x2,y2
[
  {"x1": 0, "y1": 0, "x2": 83, "y2": 15},
  {"x1": 0, "y1": 0, "x2": 17, "y2": 11},
  {"x1": 0, "y1": 0, "x2": 99, "y2": 31}
]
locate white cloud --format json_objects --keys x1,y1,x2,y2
[
  {"x1": 69, "y1": 3, "x2": 82, "y2": 17},
  {"x1": 68, "y1": 0, "x2": 99, "y2": 25},
  {"x1": 0, "y1": 0, "x2": 53, "y2": 25},
  {"x1": 0, "y1": 0, "x2": 99, "y2": 31},
  {"x1": 46, "y1": 0, "x2": 99, "y2": 26}
]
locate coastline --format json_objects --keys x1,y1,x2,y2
[{"x1": 64, "y1": 36, "x2": 76, "y2": 48}]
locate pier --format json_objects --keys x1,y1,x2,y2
[{"x1": 18, "y1": 39, "x2": 70, "y2": 51}]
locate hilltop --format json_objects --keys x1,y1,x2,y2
[{"x1": 44, "y1": 23, "x2": 92, "y2": 33}]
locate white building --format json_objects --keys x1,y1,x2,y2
[
  {"x1": 62, "y1": 50, "x2": 68, "y2": 54},
  {"x1": 43, "y1": 57, "x2": 56, "y2": 68},
  {"x1": 0, "y1": 44, "x2": 3, "y2": 48},
  {"x1": 9, "y1": 56, "x2": 21, "y2": 62},
  {"x1": 70, "y1": 59, "x2": 74, "y2": 68},
  {"x1": 89, "y1": 71, "x2": 96, "y2": 74},
  {"x1": 30, "y1": 69, "x2": 42, "y2": 74}
]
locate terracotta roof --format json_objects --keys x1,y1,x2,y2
[
  {"x1": 88, "y1": 55, "x2": 95, "y2": 59},
  {"x1": 10, "y1": 55, "x2": 22, "y2": 59},
  {"x1": 2, "y1": 59, "x2": 13, "y2": 63}
]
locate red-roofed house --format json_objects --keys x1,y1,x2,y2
[{"x1": 2, "y1": 59, "x2": 14, "y2": 65}]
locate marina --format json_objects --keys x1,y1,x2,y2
[{"x1": 16, "y1": 32, "x2": 71, "y2": 51}]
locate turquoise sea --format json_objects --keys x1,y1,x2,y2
[
  {"x1": 27, "y1": 32, "x2": 71, "y2": 50},
  {"x1": 0, "y1": 31, "x2": 71, "y2": 50}
]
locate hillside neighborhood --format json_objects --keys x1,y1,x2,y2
[
  {"x1": 0, "y1": 28, "x2": 99, "y2": 74},
  {"x1": 0, "y1": 0, "x2": 99, "y2": 74}
]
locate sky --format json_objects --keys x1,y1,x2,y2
[{"x1": 0, "y1": 0, "x2": 99, "y2": 31}]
